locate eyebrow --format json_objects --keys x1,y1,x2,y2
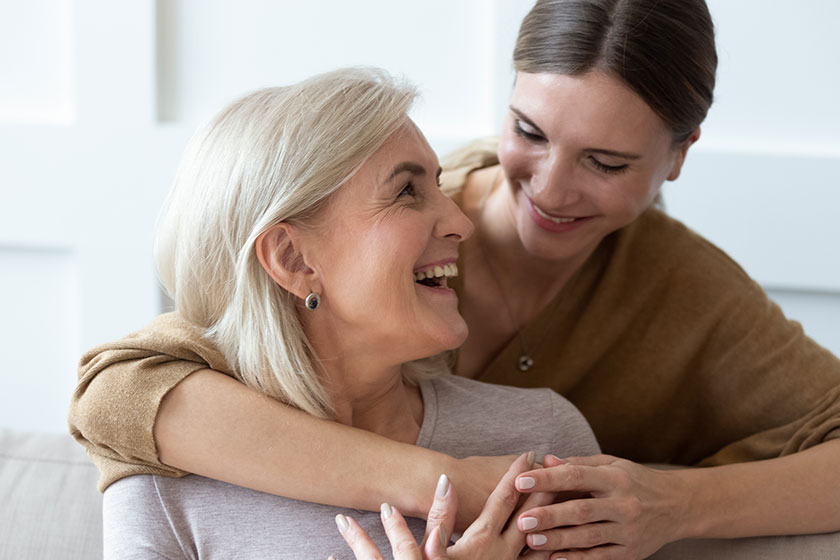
[
  {"x1": 384, "y1": 162, "x2": 442, "y2": 183},
  {"x1": 510, "y1": 106, "x2": 643, "y2": 160}
]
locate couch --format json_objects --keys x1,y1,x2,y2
[{"x1": 1, "y1": 427, "x2": 102, "y2": 559}]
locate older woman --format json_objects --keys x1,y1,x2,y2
[
  {"x1": 100, "y1": 68, "x2": 599, "y2": 559},
  {"x1": 75, "y1": 1, "x2": 840, "y2": 558}
]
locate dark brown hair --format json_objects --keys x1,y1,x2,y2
[{"x1": 514, "y1": 0, "x2": 717, "y2": 142}]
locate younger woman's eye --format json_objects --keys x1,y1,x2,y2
[
  {"x1": 514, "y1": 119, "x2": 545, "y2": 142},
  {"x1": 398, "y1": 182, "x2": 416, "y2": 197},
  {"x1": 590, "y1": 157, "x2": 628, "y2": 175}
]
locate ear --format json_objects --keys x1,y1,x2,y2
[
  {"x1": 255, "y1": 223, "x2": 318, "y2": 300},
  {"x1": 667, "y1": 127, "x2": 701, "y2": 182}
]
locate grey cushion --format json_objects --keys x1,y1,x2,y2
[{"x1": 0, "y1": 428, "x2": 102, "y2": 559}]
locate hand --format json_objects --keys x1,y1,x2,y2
[
  {"x1": 513, "y1": 454, "x2": 688, "y2": 559},
  {"x1": 333, "y1": 452, "x2": 555, "y2": 559}
]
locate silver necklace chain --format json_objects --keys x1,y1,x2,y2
[{"x1": 475, "y1": 169, "x2": 564, "y2": 372}]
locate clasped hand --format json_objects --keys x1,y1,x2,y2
[
  {"x1": 332, "y1": 453, "x2": 687, "y2": 560},
  {"x1": 331, "y1": 452, "x2": 554, "y2": 559}
]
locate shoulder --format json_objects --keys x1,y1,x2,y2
[
  {"x1": 79, "y1": 312, "x2": 231, "y2": 375},
  {"x1": 425, "y1": 376, "x2": 600, "y2": 458},
  {"x1": 619, "y1": 208, "x2": 751, "y2": 281},
  {"x1": 609, "y1": 208, "x2": 764, "y2": 311},
  {"x1": 439, "y1": 137, "x2": 500, "y2": 198},
  {"x1": 103, "y1": 475, "x2": 184, "y2": 558}
]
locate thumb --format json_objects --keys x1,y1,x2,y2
[
  {"x1": 421, "y1": 474, "x2": 457, "y2": 550},
  {"x1": 423, "y1": 525, "x2": 450, "y2": 560}
]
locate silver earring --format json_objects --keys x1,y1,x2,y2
[{"x1": 304, "y1": 292, "x2": 320, "y2": 311}]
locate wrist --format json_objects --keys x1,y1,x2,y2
[
  {"x1": 669, "y1": 466, "x2": 712, "y2": 541},
  {"x1": 396, "y1": 445, "x2": 454, "y2": 519}
]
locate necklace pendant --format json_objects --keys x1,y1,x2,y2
[{"x1": 518, "y1": 354, "x2": 534, "y2": 372}]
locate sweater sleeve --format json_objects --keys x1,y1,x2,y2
[
  {"x1": 627, "y1": 212, "x2": 840, "y2": 465},
  {"x1": 692, "y1": 273, "x2": 840, "y2": 465},
  {"x1": 68, "y1": 313, "x2": 234, "y2": 491}
]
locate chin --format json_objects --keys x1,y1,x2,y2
[{"x1": 427, "y1": 320, "x2": 469, "y2": 355}]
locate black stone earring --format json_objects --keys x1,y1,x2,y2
[{"x1": 304, "y1": 292, "x2": 320, "y2": 311}]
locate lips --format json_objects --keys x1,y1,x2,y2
[
  {"x1": 533, "y1": 204, "x2": 577, "y2": 224},
  {"x1": 525, "y1": 197, "x2": 591, "y2": 233}
]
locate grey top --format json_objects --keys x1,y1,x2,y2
[{"x1": 103, "y1": 374, "x2": 600, "y2": 559}]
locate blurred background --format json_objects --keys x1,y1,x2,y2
[{"x1": 1, "y1": 0, "x2": 838, "y2": 433}]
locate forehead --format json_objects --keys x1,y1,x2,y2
[
  {"x1": 367, "y1": 120, "x2": 437, "y2": 181},
  {"x1": 321, "y1": 120, "x2": 438, "y2": 211},
  {"x1": 511, "y1": 71, "x2": 671, "y2": 147}
]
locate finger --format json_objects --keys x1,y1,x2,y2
[
  {"x1": 557, "y1": 454, "x2": 619, "y2": 467},
  {"x1": 335, "y1": 514, "x2": 385, "y2": 560},
  {"x1": 380, "y1": 504, "x2": 423, "y2": 559},
  {"x1": 501, "y1": 488, "x2": 556, "y2": 550},
  {"x1": 516, "y1": 463, "x2": 616, "y2": 495},
  {"x1": 526, "y1": 521, "x2": 623, "y2": 551},
  {"x1": 518, "y1": 548, "x2": 550, "y2": 560},
  {"x1": 463, "y1": 451, "x2": 536, "y2": 536},
  {"x1": 518, "y1": 496, "x2": 635, "y2": 534},
  {"x1": 422, "y1": 525, "x2": 450, "y2": 560},
  {"x1": 548, "y1": 545, "x2": 626, "y2": 560},
  {"x1": 421, "y1": 474, "x2": 458, "y2": 550},
  {"x1": 541, "y1": 454, "x2": 568, "y2": 468}
]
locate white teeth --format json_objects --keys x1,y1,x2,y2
[
  {"x1": 414, "y1": 263, "x2": 459, "y2": 282},
  {"x1": 534, "y1": 205, "x2": 577, "y2": 224}
]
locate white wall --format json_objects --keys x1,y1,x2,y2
[{"x1": 1, "y1": 0, "x2": 837, "y2": 433}]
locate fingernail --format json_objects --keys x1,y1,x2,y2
[
  {"x1": 530, "y1": 533, "x2": 547, "y2": 546},
  {"x1": 380, "y1": 503, "x2": 392, "y2": 520},
  {"x1": 335, "y1": 513, "x2": 349, "y2": 534},
  {"x1": 439, "y1": 525, "x2": 448, "y2": 547},
  {"x1": 328, "y1": 556, "x2": 337, "y2": 560},
  {"x1": 520, "y1": 516, "x2": 538, "y2": 530},
  {"x1": 526, "y1": 451, "x2": 536, "y2": 466},
  {"x1": 436, "y1": 474, "x2": 450, "y2": 498},
  {"x1": 549, "y1": 454, "x2": 566, "y2": 463},
  {"x1": 518, "y1": 476, "x2": 535, "y2": 490}
]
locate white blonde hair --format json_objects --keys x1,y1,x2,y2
[{"x1": 155, "y1": 67, "x2": 419, "y2": 418}]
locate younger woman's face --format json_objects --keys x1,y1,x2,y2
[{"x1": 496, "y1": 71, "x2": 693, "y2": 263}]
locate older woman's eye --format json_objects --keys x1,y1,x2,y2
[
  {"x1": 590, "y1": 157, "x2": 628, "y2": 175},
  {"x1": 398, "y1": 182, "x2": 416, "y2": 197}
]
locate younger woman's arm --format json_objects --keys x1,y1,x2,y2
[
  {"x1": 159, "y1": 369, "x2": 511, "y2": 527},
  {"x1": 69, "y1": 316, "x2": 509, "y2": 526}
]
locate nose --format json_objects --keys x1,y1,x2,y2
[
  {"x1": 434, "y1": 190, "x2": 474, "y2": 242},
  {"x1": 531, "y1": 150, "x2": 582, "y2": 207}
]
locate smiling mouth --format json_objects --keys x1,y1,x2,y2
[
  {"x1": 414, "y1": 263, "x2": 458, "y2": 288},
  {"x1": 533, "y1": 204, "x2": 578, "y2": 224}
]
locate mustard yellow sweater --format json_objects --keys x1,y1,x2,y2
[{"x1": 70, "y1": 141, "x2": 840, "y2": 491}]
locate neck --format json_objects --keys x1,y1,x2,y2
[
  {"x1": 309, "y1": 340, "x2": 424, "y2": 443},
  {"x1": 475, "y1": 170, "x2": 595, "y2": 309}
]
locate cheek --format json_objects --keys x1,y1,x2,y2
[
  {"x1": 338, "y1": 228, "x2": 419, "y2": 308},
  {"x1": 604, "y1": 176, "x2": 661, "y2": 218}
]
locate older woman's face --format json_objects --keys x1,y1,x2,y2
[
  {"x1": 497, "y1": 71, "x2": 692, "y2": 263},
  {"x1": 303, "y1": 121, "x2": 473, "y2": 367}
]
